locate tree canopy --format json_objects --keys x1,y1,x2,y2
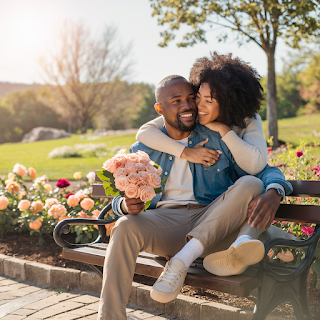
[{"x1": 150, "y1": 0, "x2": 320, "y2": 146}]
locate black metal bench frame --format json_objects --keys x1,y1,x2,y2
[{"x1": 54, "y1": 179, "x2": 320, "y2": 320}]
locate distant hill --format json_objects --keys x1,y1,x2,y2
[{"x1": 0, "y1": 82, "x2": 41, "y2": 97}]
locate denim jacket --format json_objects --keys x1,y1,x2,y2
[{"x1": 112, "y1": 123, "x2": 293, "y2": 215}]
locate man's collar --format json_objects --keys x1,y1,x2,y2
[{"x1": 161, "y1": 121, "x2": 210, "y2": 136}]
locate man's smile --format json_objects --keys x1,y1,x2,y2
[{"x1": 178, "y1": 112, "x2": 195, "y2": 121}]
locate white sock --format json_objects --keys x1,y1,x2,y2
[
  {"x1": 230, "y1": 235, "x2": 252, "y2": 248},
  {"x1": 173, "y1": 238, "x2": 204, "y2": 269}
]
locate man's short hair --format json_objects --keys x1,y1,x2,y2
[{"x1": 155, "y1": 75, "x2": 188, "y2": 103}]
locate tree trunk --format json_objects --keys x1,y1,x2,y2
[
  {"x1": 81, "y1": 117, "x2": 87, "y2": 134},
  {"x1": 266, "y1": 50, "x2": 279, "y2": 148}
]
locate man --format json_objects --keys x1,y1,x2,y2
[{"x1": 98, "y1": 75, "x2": 292, "y2": 320}]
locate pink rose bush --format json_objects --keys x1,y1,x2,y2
[
  {"x1": 0, "y1": 164, "x2": 111, "y2": 244},
  {"x1": 97, "y1": 150, "x2": 164, "y2": 209}
]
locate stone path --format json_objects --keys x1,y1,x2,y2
[{"x1": 0, "y1": 275, "x2": 176, "y2": 320}]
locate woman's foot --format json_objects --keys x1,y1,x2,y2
[{"x1": 203, "y1": 240, "x2": 265, "y2": 276}]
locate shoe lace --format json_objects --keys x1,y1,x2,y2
[{"x1": 159, "y1": 264, "x2": 187, "y2": 288}]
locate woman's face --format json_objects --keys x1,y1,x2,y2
[{"x1": 195, "y1": 82, "x2": 220, "y2": 125}]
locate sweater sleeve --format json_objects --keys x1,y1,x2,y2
[
  {"x1": 136, "y1": 116, "x2": 185, "y2": 157},
  {"x1": 221, "y1": 114, "x2": 268, "y2": 175}
]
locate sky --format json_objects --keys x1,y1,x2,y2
[{"x1": 0, "y1": 0, "x2": 296, "y2": 86}]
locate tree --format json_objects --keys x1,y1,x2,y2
[
  {"x1": 298, "y1": 49, "x2": 320, "y2": 114},
  {"x1": 40, "y1": 21, "x2": 132, "y2": 133},
  {"x1": 150, "y1": 0, "x2": 320, "y2": 147}
]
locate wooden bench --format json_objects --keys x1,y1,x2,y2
[{"x1": 53, "y1": 179, "x2": 320, "y2": 320}]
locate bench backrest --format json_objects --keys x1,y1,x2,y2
[{"x1": 92, "y1": 177, "x2": 320, "y2": 224}]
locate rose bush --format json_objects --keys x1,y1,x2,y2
[
  {"x1": 0, "y1": 164, "x2": 113, "y2": 244},
  {"x1": 267, "y1": 139, "x2": 320, "y2": 289}
]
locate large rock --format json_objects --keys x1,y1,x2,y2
[{"x1": 22, "y1": 127, "x2": 71, "y2": 143}]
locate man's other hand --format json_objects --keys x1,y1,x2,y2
[
  {"x1": 247, "y1": 189, "x2": 282, "y2": 229},
  {"x1": 181, "y1": 138, "x2": 222, "y2": 166},
  {"x1": 121, "y1": 197, "x2": 145, "y2": 215}
]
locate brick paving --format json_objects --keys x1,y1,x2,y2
[{"x1": 0, "y1": 275, "x2": 177, "y2": 320}]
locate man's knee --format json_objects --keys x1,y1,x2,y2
[
  {"x1": 234, "y1": 176, "x2": 264, "y2": 197},
  {"x1": 111, "y1": 215, "x2": 141, "y2": 238}
]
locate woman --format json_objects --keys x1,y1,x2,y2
[{"x1": 136, "y1": 52, "x2": 268, "y2": 175}]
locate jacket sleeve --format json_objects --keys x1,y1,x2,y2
[{"x1": 233, "y1": 161, "x2": 293, "y2": 196}]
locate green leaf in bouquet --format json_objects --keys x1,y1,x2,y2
[
  {"x1": 161, "y1": 177, "x2": 168, "y2": 184},
  {"x1": 96, "y1": 170, "x2": 110, "y2": 182},
  {"x1": 145, "y1": 201, "x2": 151, "y2": 210},
  {"x1": 105, "y1": 186, "x2": 114, "y2": 195},
  {"x1": 154, "y1": 187, "x2": 163, "y2": 194}
]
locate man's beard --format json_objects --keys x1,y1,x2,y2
[{"x1": 166, "y1": 112, "x2": 196, "y2": 132}]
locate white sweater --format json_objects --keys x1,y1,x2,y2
[{"x1": 136, "y1": 114, "x2": 268, "y2": 175}]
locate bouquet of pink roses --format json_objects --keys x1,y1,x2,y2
[{"x1": 96, "y1": 150, "x2": 165, "y2": 210}]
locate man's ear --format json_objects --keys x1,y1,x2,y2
[{"x1": 154, "y1": 103, "x2": 163, "y2": 115}]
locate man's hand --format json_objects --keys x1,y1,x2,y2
[
  {"x1": 181, "y1": 138, "x2": 222, "y2": 166},
  {"x1": 121, "y1": 197, "x2": 145, "y2": 215},
  {"x1": 247, "y1": 189, "x2": 282, "y2": 229}
]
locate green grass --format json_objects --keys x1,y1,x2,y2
[
  {"x1": 0, "y1": 134, "x2": 136, "y2": 180},
  {"x1": 262, "y1": 113, "x2": 320, "y2": 146},
  {"x1": 0, "y1": 114, "x2": 319, "y2": 180}
]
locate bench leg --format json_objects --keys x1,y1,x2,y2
[{"x1": 252, "y1": 268, "x2": 312, "y2": 320}]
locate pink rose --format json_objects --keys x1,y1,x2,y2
[
  {"x1": 137, "y1": 180, "x2": 149, "y2": 188},
  {"x1": 77, "y1": 210, "x2": 89, "y2": 218},
  {"x1": 302, "y1": 226, "x2": 314, "y2": 235},
  {"x1": 113, "y1": 167, "x2": 128, "y2": 179},
  {"x1": 115, "y1": 176, "x2": 129, "y2": 191},
  {"x1": 28, "y1": 167, "x2": 37, "y2": 179},
  {"x1": 139, "y1": 185, "x2": 156, "y2": 202},
  {"x1": 316, "y1": 171, "x2": 320, "y2": 178},
  {"x1": 125, "y1": 162, "x2": 138, "y2": 174},
  {"x1": 156, "y1": 167, "x2": 163, "y2": 176},
  {"x1": 127, "y1": 172, "x2": 140, "y2": 184},
  {"x1": 44, "y1": 198, "x2": 59, "y2": 210},
  {"x1": 67, "y1": 195, "x2": 80, "y2": 207},
  {"x1": 113, "y1": 152, "x2": 127, "y2": 167},
  {"x1": 267, "y1": 249, "x2": 274, "y2": 259},
  {"x1": 80, "y1": 198, "x2": 95, "y2": 211},
  {"x1": 125, "y1": 183, "x2": 139, "y2": 198},
  {"x1": 0, "y1": 195, "x2": 9, "y2": 210},
  {"x1": 92, "y1": 209, "x2": 101, "y2": 217},
  {"x1": 311, "y1": 166, "x2": 320, "y2": 171},
  {"x1": 126, "y1": 153, "x2": 140, "y2": 163},
  {"x1": 145, "y1": 164, "x2": 157, "y2": 174},
  {"x1": 31, "y1": 201, "x2": 44, "y2": 214},
  {"x1": 296, "y1": 150, "x2": 303, "y2": 158},
  {"x1": 277, "y1": 250, "x2": 294, "y2": 263},
  {"x1": 13, "y1": 163, "x2": 27, "y2": 177},
  {"x1": 136, "y1": 163, "x2": 146, "y2": 171},
  {"x1": 75, "y1": 190, "x2": 86, "y2": 200},
  {"x1": 58, "y1": 215, "x2": 69, "y2": 222},
  {"x1": 139, "y1": 170, "x2": 150, "y2": 181},
  {"x1": 136, "y1": 150, "x2": 150, "y2": 164},
  {"x1": 48, "y1": 204, "x2": 67, "y2": 219},
  {"x1": 148, "y1": 173, "x2": 161, "y2": 188},
  {"x1": 18, "y1": 200, "x2": 31, "y2": 211},
  {"x1": 29, "y1": 219, "x2": 42, "y2": 230},
  {"x1": 102, "y1": 158, "x2": 118, "y2": 173}
]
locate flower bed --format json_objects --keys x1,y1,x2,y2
[{"x1": 0, "y1": 164, "x2": 114, "y2": 245}]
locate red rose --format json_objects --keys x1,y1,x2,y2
[{"x1": 56, "y1": 178, "x2": 71, "y2": 188}]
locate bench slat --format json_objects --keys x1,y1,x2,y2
[{"x1": 62, "y1": 245, "x2": 260, "y2": 297}]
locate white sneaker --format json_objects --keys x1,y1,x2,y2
[
  {"x1": 203, "y1": 240, "x2": 265, "y2": 276},
  {"x1": 150, "y1": 258, "x2": 188, "y2": 303}
]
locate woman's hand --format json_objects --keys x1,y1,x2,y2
[
  {"x1": 205, "y1": 121, "x2": 231, "y2": 137},
  {"x1": 181, "y1": 138, "x2": 222, "y2": 166}
]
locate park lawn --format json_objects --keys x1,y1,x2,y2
[
  {"x1": 0, "y1": 114, "x2": 319, "y2": 180},
  {"x1": 261, "y1": 113, "x2": 320, "y2": 147},
  {"x1": 0, "y1": 134, "x2": 136, "y2": 180}
]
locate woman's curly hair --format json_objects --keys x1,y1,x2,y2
[{"x1": 189, "y1": 52, "x2": 264, "y2": 129}]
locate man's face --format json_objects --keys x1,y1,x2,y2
[{"x1": 159, "y1": 79, "x2": 197, "y2": 132}]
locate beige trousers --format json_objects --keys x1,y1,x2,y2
[{"x1": 98, "y1": 176, "x2": 264, "y2": 320}]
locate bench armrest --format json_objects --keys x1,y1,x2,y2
[
  {"x1": 260, "y1": 224, "x2": 320, "y2": 281},
  {"x1": 53, "y1": 203, "x2": 120, "y2": 248}
]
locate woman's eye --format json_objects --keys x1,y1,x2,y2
[{"x1": 206, "y1": 100, "x2": 212, "y2": 103}]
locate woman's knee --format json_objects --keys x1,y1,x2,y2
[{"x1": 235, "y1": 176, "x2": 264, "y2": 196}]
